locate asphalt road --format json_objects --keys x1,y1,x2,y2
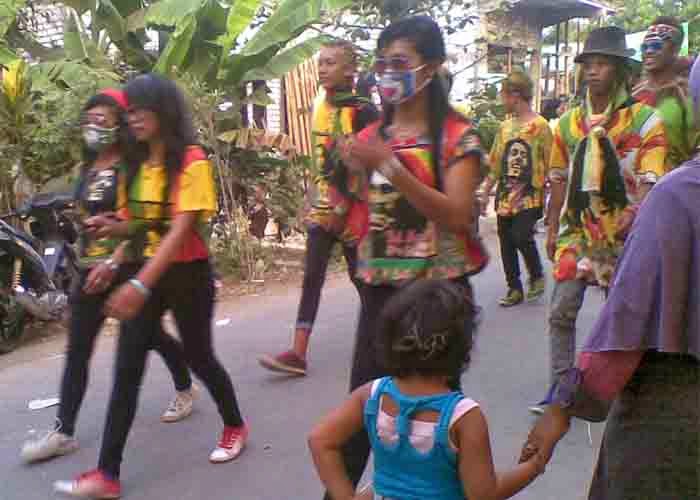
[{"x1": 0, "y1": 223, "x2": 605, "y2": 500}]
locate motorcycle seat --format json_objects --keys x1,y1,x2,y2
[{"x1": 21, "y1": 192, "x2": 75, "y2": 213}]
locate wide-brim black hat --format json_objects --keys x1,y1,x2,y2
[{"x1": 575, "y1": 26, "x2": 636, "y2": 64}]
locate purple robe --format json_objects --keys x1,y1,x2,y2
[{"x1": 583, "y1": 159, "x2": 700, "y2": 360}]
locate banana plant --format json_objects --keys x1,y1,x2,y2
[
  {"x1": 145, "y1": 0, "x2": 353, "y2": 87},
  {"x1": 0, "y1": 0, "x2": 26, "y2": 64}
]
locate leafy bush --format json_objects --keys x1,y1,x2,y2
[{"x1": 467, "y1": 82, "x2": 506, "y2": 153}]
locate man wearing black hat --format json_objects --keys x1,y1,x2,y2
[{"x1": 533, "y1": 27, "x2": 669, "y2": 413}]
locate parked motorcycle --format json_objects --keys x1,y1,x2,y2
[{"x1": 0, "y1": 192, "x2": 79, "y2": 353}]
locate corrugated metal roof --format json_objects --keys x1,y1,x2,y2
[{"x1": 511, "y1": 0, "x2": 614, "y2": 27}]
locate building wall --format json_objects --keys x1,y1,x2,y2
[{"x1": 20, "y1": 3, "x2": 67, "y2": 51}]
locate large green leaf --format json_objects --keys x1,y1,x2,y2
[
  {"x1": 93, "y1": 0, "x2": 128, "y2": 42},
  {"x1": 145, "y1": 0, "x2": 205, "y2": 28},
  {"x1": 199, "y1": 0, "x2": 228, "y2": 35},
  {"x1": 217, "y1": 0, "x2": 262, "y2": 53},
  {"x1": 28, "y1": 61, "x2": 120, "y2": 92},
  {"x1": 320, "y1": 0, "x2": 355, "y2": 9},
  {"x1": 63, "y1": 14, "x2": 91, "y2": 60},
  {"x1": 241, "y1": 0, "x2": 353, "y2": 56},
  {"x1": 61, "y1": 0, "x2": 96, "y2": 14},
  {"x1": 240, "y1": 0, "x2": 319, "y2": 56},
  {"x1": 153, "y1": 14, "x2": 198, "y2": 75},
  {"x1": 242, "y1": 35, "x2": 331, "y2": 81},
  {"x1": 0, "y1": 0, "x2": 26, "y2": 37},
  {"x1": 219, "y1": 44, "x2": 280, "y2": 86},
  {"x1": 0, "y1": 43, "x2": 18, "y2": 65},
  {"x1": 109, "y1": 0, "x2": 144, "y2": 18},
  {"x1": 185, "y1": 43, "x2": 219, "y2": 82},
  {"x1": 63, "y1": 30, "x2": 91, "y2": 60},
  {"x1": 126, "y1": 8, "x2": 148, "y2": 31}
]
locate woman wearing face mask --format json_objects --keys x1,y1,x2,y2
[
  {"x1": 55, "y1": 75, "x2": 247, "y2": 499},
  {"x1": 20, "y1": 89, "x2": 196, "y2": 465},
  {"x1": 328, "y1": 16, "x2": 488, "y2": 495}
]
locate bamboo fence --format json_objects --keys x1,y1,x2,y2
[{"x1": 283, "y1": 58, "x2": 320, "y2": 158}]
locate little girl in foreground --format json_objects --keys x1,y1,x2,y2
[{"x1": 309, "y1": 280, "x2": 545, "y2": 500}]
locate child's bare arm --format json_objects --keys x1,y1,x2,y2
[
  {"x1": 456, "y1": 408, "x2": 543, "y2": 500},
  {"x1": 308, "y1": 385, "x2": 371, "y2": 500},
  {"x1": 456, "y1": 408, "x2": 498, "y2": 500}
]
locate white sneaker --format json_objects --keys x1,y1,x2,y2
[
  {"x1": 209, "y1": 424, "x2": 248, "y2": 463},
  {"x1": 160, "y1": 385, "x2": 197, "y2": 423},
  {"x1": 21, "y1": 429, "x2": 78, "y2": 463},
  {"x1": 528, "y1": 405, "x2": 545, "y2": 415}
]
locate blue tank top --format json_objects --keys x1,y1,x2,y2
[{"x1": 364, "y1": 377, "x2": 467, "y2": 500}]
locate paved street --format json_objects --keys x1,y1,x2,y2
[{"x1": 0, "y1": 224, "x2": 605, "y2": 500}]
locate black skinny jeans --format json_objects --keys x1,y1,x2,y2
[
  {"x1": 296, "y1": 225, "x2": 359, "y2": 331},
  {"x1": 496, "y1": 207, "x2": 544, "y2": 292},
  {"x1": 57, "y1": 267, "x2": 191, "y2": 437},
  {"x1": 323, "y1": 277, "x2": 472, "y2": 499},
  {"x1": 98, "y1": 260, "x2": 244, "y2": 478}
]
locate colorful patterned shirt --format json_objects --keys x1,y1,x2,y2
[
  {"x1": 357, "y1": 113, "x2": 489, "y2": 285},
  {"x1": 305, "y1": 90, "x2": 378, "y2": 244},
  {"x1": 550, "y1": 100, "x2": 668, "y2": 287},
  {"x1": 117, "y1": 146, "x2": 216, "y2": 262},
  {"x1": 633, "y1": 77, "x2": 697, "y2": 169},
  {"x1": 76, "y1": 163, "x2": 124, "y2": 268},
  {"x1": 488, "y1": 115, "x2": 553, "y2": 216}
]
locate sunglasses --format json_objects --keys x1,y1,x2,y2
[
  {"x1": 82, "y1": 112, "x2": 113, "y2": 127},
  {"x1": 641, "y1": 40, "x2": 665, "y2": 54},
  {"x1": 373, "y1": 56, "x2": 420, "y2": 74}
]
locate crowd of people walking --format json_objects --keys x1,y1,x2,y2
[{"x1": 15, "y1": 13, "x2": 698, "y2": 500}]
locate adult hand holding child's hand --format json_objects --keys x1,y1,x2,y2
[{"x1": 520, "y1": 405, "x2": 571, "y2": 467}]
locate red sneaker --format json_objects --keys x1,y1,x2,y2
[
  {"x1": 258, "y1": 350, "x2": 307, "y2": 376},
  {"x1": 209, "y1": 424, "x2": 249, "y2": 463},
  {"x1": 54, "y1": 469, "x2": 121, "y2": 499}
]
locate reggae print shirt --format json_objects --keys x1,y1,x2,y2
[
  {"x1": 549, "y1": 101, "x2": 668, "y2": 287},
  {"x1": 633, "y1": 77, "x2": 698, "y2": 169},
  {"x1": 356, "y1": 113, "x2": 487, "y2": 285},
  {"x1": 488, "y1": 115, "x2": 553, "y2": 216},
  {"x1": 118, "y1": 146, "x2": 216, "y2": 262},
  {"x1": 305, "y1": 90, "x2": 378, "y2": 244},
  {"x1": 77, "y1": 164, "x2": 123, "y2": 267}
]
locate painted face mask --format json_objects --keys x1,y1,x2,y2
[
  {"x1": 378, "y1": 64, "x2": 433, "y2": 105},
  {"x1": 82, "y1": 124, "x2": 118, "y2": 152}
]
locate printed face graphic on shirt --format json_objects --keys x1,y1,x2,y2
[
  {"x1": 504, "y1": 139, "x2": 531, "y2": 179},
  {"x1": 87, "y1": 169, "x2": 116, "y2": 202}
]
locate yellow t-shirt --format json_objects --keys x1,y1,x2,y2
[{"x1": 118, "y1": 146, "x2": 216, "y2": 261}]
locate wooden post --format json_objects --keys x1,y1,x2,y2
[
  {"x1": 564, "y1": 21, "x2": 570, "y2": 96},
  {"x1": 530, "y1": 23, "x2": 544, "y2": 113},
  {"x1": 554, "y1": 23, "x2": 561, "y2": 97},
  {"x1": 507, "y1": 47, "x2": 513, "y2": 73}
]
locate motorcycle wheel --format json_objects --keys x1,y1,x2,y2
[{"x1": 0, "y1": 295, "x2": 27, "y2": 354}]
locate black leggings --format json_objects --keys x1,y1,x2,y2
[
  {"x1": 323, "y1": 277, "x2": 473, "y2": 498},
  {"x1": 296, "y1": 225, "x2": 359, "y2": 331},
  {"x1": 57, "y1": 268, "x2": 191, "y2": 437},
  {"x1": 98, "y1": 260, "x2": 244, "y2": 478}
]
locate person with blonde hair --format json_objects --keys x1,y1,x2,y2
[{"x1": 480, "y1": 70, "x2": 552, "y2": 307}]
